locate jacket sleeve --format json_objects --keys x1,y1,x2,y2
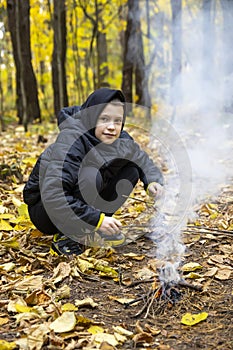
[
  {"x1": 23, "y1": 156, "x2": 41, "y2": 206},
  {"x1": 39, "y1": 131, "x2": 102, "y2": 241},
  {"x1": 129, "y1": 139, "x2": 164, "y2": 189}
]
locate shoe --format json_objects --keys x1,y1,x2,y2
[
  {"x1": 98, "y1": 231, "x2": 126, "y2": 247},
  {"x1": 50, "y1": 233, "x2": 84, "y2": 256}
]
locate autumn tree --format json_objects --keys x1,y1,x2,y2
[
  {"x1": 78, "y1": 0, "x2": 109, "y2": 89},
  {"x1": 122, "y1": 0, "x2": 151, "y2": 114},
  {"x1": 52, "y1": 0, "x2": 68, "y2": 118},
  {"x1": 6, "y1": 0, "x2": 41, "y2": 129},
  {"x1": 170, "y1": 0, "x2": 182, "y2": 106},
  {"x1": 220, "y1": 0, "x2": 233, "y2": 111}
]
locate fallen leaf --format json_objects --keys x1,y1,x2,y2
[
  {"x1": 0, "y1": 262, "x2": 16, "y2": 272},
  {"x1": 61, "y1": 303, "x2": 78, "y2": 311},
  {"x1": 123, "y1": 252, "x2": 145, "y2": 260},
  {"x1": 0, "y1": 340, "x2": 17, "y2": 350},
  {"x1": 181, "y1": 312, "x2": 208, "y2": 326},
  {"x1": 14, "y1": 276, "x2": 43, "y2": 291},
  {"x1": 0, "y1": 219, "x2": 13, "y2": 231},
  {"x1": 204, "y1": 267, "x2": 218, "y2": 277},
  {"x1": 112, "y1": 326, "x2": 133, "y2": 337},
  {"x1": 215, "y1": 269, "x2": 231, "y2": 280},
  {"x1": 182, "y1": 262, "x2": 203, "y2": 272},
  {"x1": 50, "y1": 312, "x2": 76, "y2": 333},
  {"x1": 0, "y1": 317, "x2": 9, "y2": 326},
  {"x1": 133, "y1": 332, "x2": 153, "y2": 345},
  {"x1": 92, "y1": 333, "x2": 119, "y2": 347},
  {"x1": 52, "y1": 262, "x2": 71, "y2": 284},
  {"x1": 25, "y1": 323, "x2": 50, "y2": 350},
  {"x1": 108, "y1": 296, "x2": 136, "y2": 304},
  {"x1": 185, "y1": 272, "x2": 203, "y2": 279},
  {"x1": 88, "y1": 325, "x2": 105, "y2": 334},
  {"x1": 75, "y1": 297, "x2": 98, "y2": 308},
  {"x1": 208, "y1": 255, "x2": 225, "y2": 264}
]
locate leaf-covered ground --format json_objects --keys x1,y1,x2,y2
[{"x1": 0, "y1": 123, "x2": 232, "y2": 350}]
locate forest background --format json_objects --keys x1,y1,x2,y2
[{"x1": 0, "y1": 0, "x2": 232, "y2": 130}]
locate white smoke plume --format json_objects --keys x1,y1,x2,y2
[{"x1": 149, "y1": 2, "x2": 233, "y2": 286}]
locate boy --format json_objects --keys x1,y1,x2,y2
[{"x1": 23, "y1": 88, "x2": 163, "y2": 255}]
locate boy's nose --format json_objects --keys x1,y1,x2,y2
[{"x1": 107, "y1": 121, "x2": 115, "y2": 129}]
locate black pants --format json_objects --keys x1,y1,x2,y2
[{"x1": 28, "y1": 164, "x2": 140, "y2": 235}]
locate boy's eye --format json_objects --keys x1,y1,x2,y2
[
  {"x1": 99, "y1": 117, "x2": 109, "y2": 123},
  {"x1": 115, "y1": 119, "x2": 123, "y2": 125}
]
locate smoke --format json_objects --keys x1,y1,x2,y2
[{"x1": 149, "y1": 2, "x2": 233, "y2": 285}]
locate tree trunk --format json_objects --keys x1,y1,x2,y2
[
  {"x1": 202, "y1": 0, "x2": 215, "y2": 83},
  {"x1": 7, "y1": 0, "x2": 41, "y2": 129},
  {"x1": 170, "y1": 0, "x2": 182, "y2": 106},
  {"x1": 52, "y1": 0, "x2": 68, "y2": 118},
  {"x1": 122, "y1": 0, "x2": 151, "y2": 115},
  {"x1": 95, "y1": 0, "x2": 108, "y2": 88},
  {"x1": 220, "y1": 0, "x2": 233, "y2": 111}
]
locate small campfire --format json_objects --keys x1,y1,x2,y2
[{"x1": 124, "y1": 278, "x2": 202, "y2": 318}]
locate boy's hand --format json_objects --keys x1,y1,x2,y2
[
  {"x1": 99, "y1": 216, "x2": 122, "y2": 235},
  {"x1": 147, "y1": 182, "x2": 163, "y2": 198}
]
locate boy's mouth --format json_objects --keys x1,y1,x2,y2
[{"x1": 103, "y1": 133, "x2": 116, "y2": 137}]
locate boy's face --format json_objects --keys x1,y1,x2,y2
[{"x1": 95, "y1": 103, "x2": 124, "y2": 144}]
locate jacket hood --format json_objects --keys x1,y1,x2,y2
[{"x1": 79, "y1": 88, "x2": 126, "y2": 133}]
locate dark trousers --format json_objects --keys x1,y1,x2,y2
[{"x1": 28, "y1": 164, "x2": 140, "y2": 235}]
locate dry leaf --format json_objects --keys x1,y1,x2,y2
[
  {"x1": 88, "y1": 325, "x2": 105, "y2": 334},
  {"x1": 92, "y1": 333, "x2": 119, "y2": 347},
  {"x1": 208, "y1": 255, "x2": 225, "y2": 264},
  {"x1": 14, "y1": 276, "x2": 43, "y2": 291},
  {"x1": 215, "y1": 269, "x2": 231, "y2": 280},
  {"x1": 61, "y1": 303, "x2": 78, "y2": 311},
  {"x1": 50, "y1": 312, "x2": 76, "y2": 333},
  {"x1": 0, "y1": 340, "x2": 17, "y2": 350},
  {"x1": 52, "y1": 262, "x2": 71, "y2": 284},
  {"x1": 75, "y1": 297, "x2": 98, "y2": 308},
  {"x1": 181, "y1": 312, "x2": 208, "y2": 326},
  {"x1": 0, "y1": 317, "x2": 9, "y2": 326},
  {"x1": 204, "y1": 267, "x2": 218, "y2": 277},
  {"x1": 108, "y1": 296, "x2": 135, "y2": 305},
  {"x1": 112, "y1": 326, "x2": 133, "y2": 337},
  {"x1": 123, "y1": 252, "x2": 145, "y2": 260},
  {"x1": 133, "y1": 332, "x2": 153, "y2": 345},
  {"x1": 182, "y1": 262, "x2": 203, "y2": 272}
]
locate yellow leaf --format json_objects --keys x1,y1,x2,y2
[
  {"x1": 1, "y1": 238, "x2": 20, "y2": 249},
  {"x1": 182, "y1": 262, "x2": 203, "y2": 272},
  {"x1": 76, "y1": 314, "x2": 92, "y2": 326},
  {"x1": 185, "y1": 272, "x2": 202, "y2": 279},
  {"x1": 61, "y1": 303, "x2": 78, "y2": 311},
  {"x1": 181, "y1": 312, "x2": 208, "y2": 326},
  {"x1": 88, "y1": 325, "x2": 105, "y2": 334},
  {"x1": 0, "y1": 219, "x2": 13, "y2": 231},
  {"x1": 0, "y1": 213, "x2": 15, "y2": 219},
  {"x1": 15, "y1": 304, "x2": 35, "y2": 313},
  {"x1": 0, "y1": 340, "x2": 17, "y2": 350},
  {"x1": 49, "y1": 312, "x2": 76, "y2": 333},
  {"x1": 17, "y1": 204, "x2": 30, "y2": 218},
  {"x1": 22, "y1": 157, "x2": 37, "y2": 166},
  {"x1": 76, "y1": 257, "x2": 94, "y2": 273},
  {"x1": 0, "y1": 317, "x2": 9, "y2": 326},
  {"x1": 95, "y1": 264, "x2": 118, "y2": 278}
]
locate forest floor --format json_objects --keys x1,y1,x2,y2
[{"x1": 0, "y1": 122, "x2": 232, "y2": 350}]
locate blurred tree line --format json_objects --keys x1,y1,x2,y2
[{"x1": 0, "y1": 0, "x2": 232, "y2": 130}]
